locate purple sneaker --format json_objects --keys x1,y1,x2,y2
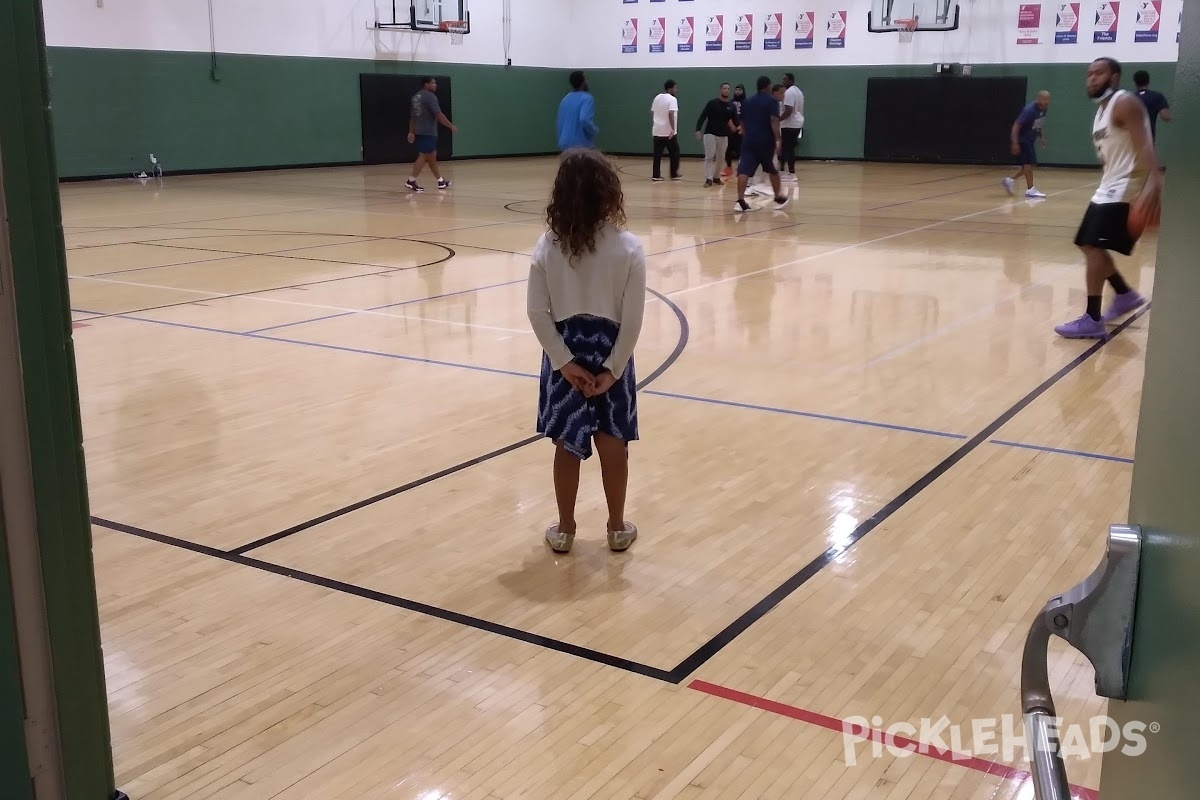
[
  {"x1": 1054, "y1": 314, "x2": 1107, "y2": 339},
  {"x1": 1102, "y1": 291, "x2": 1146, "y2": 323}
]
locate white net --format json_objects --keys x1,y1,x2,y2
[
  {"x1": 897, "y1": 18, "x2": 916, "y2": 43},
  {"x1": 445, "y1": 21, "x2": 468, "y2": 44}
]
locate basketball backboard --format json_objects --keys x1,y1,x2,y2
[
  {"x1": 868, "y1": 0, "x2": 960, "y2": 31},
  {"x1": 370, "y1": 0, "x2": 471, "y2": 32}
]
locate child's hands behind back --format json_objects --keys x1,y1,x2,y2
[
  {"x1": 561, "y1": 361, "x2": 597, "y2": 394},
  {"x1": 585, "y1": 370, "x2": 617, "y2": 398}
]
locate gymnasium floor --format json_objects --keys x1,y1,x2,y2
[{"x1": 66, "y1": 157, "x2": 1149, "y2": 800}]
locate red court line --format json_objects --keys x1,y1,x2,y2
[{"x1": 689, "y1": 680, "x2": 1099, "y2": 800}]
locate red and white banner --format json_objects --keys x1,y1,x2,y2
[
  {"x1": 794, "y1": 11, "x2": 815, "y2": 49},
  {"x1": 763, "y1": 12, "x2": 783, "y2": 50},
  {"x1": 825, "y1": 9, "x2": 846, "y2": 48},
  {"x1": 1134, "y1": 0, "x2": 1161, "y2": 42},
  {"x1": 1017, "y1": 4, "x2": 1041, "y2": 43},
  {"x1": 705, "y1": 14, "x2": 724, "y2": 51},
  {"x1": 1093, "y1": 1, "x2": 1119, "y2": 43},
  {"x1": 677, "y1": 16, "x2": 694, "y2": 52},
  {"x1": 1055, "y1": 2, "x2": 1080, "y2": 43},
  {"x1": 649, "y1": 17, "x2": 666, "y2": 52},
  {"x1": 734, "y1": 13, "x2": 753, "y2": 50},
  {"x1": 621, "y1": 18, "x2": 638, "y2": 53}
]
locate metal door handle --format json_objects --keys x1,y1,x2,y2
[{"x1": 1021, "y1": 524, "x2": 1142, "y2": 800}]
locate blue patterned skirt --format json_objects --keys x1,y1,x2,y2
[{"x1": 537, "y1": 314, "x2": 638, "y2": 460}]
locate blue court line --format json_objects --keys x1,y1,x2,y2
[
  {"x1": 244, "y1": 276, "x2": 528, "y2": 334},
  {"x1": 95, "y1": 312, "x2": 969, "y2": 440},
  {"x1": 86, "y1": 312, "x2": 1133, "y2": 460},
  {"x1": 641, "y1": 389, "x2": 967, "y2": 440},
  {"x1": 989, "y1": 439, "x2": 1134, "y2": 464}
]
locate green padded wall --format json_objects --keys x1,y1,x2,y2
[{"x1": 47, "y1": 47, "x2": 564, "y2": 178}]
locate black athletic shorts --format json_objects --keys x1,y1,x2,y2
[
  {"x1": 1017, "y1": 140, "x2": 1038, "y2": 166},
  {"x1": 1074, "y1": 202, "x2": 1136, "y2": 256}
]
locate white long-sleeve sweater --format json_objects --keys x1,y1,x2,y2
[{"x1": 526, "y1": 224, "x2": 647, "y2": 378}]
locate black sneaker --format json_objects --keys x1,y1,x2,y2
[
  {"x1": 704, "y1": 179, "x2": 713, "y2": 187},
  {"x1": 406, "y1": 179, "x2": 424, "y2": 192},
  {"x1": 437, "y1": 179, "x2": 452, "y2": 190},
  {"x1": 713, "y1": 178, "x2": 724, "y2": 186},
  {"x1": 734, "y1": 199, "x2": 753, "y2": 212},
  {"x1": 774, "y1": 195, "x2": 790, "y2": 209}
]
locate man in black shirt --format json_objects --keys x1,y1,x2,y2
[
  {"x1": 1133, "y1": 70, "x2": 1172, "y2": 142},
  {"x1": 695, "y1": 83, "x2": 738, "y2": 187}
]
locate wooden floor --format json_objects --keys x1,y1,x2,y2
[{"x1": 66, "y1": 157, "x2": 1153, "y2": 800}]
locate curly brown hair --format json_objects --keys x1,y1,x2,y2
[{"x1": 545, "y1": 148, "x2": 626, "y2": 263}]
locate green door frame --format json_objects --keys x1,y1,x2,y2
[{"x1": 0, "y1": 0, "x2": 124, "y2": 798}]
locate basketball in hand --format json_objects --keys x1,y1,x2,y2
[{"x1": 1128, "y1": 197, "x2": 1161, "y2": 238}]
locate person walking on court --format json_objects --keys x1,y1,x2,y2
[
  {"x1": 1055, "y1": 58, "x2": 1160, "y2": 339},
  {"x1": 695, "y1": 82, "x2": 738, "y2": 187},
  {"x1": 722, "y1": 84, "x2": 746, "y2": 178},
  {"x1": 1133, "y1": 70, "x2": 1171, "y2": 142},
  {"x1": 557, "y1": 70, "x2": 599, "y2": 151},
  {"x1": 1003, "y1": 90, "x2": 1050, "y2": 199},
  {"x1": 779, "y1": 73, "x2": 805, "y2": 182},
  {"x1": 651, "y1": 80, "x2": 682, "y2": 181},
  {"x1": 527, "y1": 149, "x2": 646, "y2": 555},
  {"x1": 734, "y1": 76, "x2": 789, "y2": 213},
  {"x1": 406, "y1": 76, "x2": 457, "y2": 192}
]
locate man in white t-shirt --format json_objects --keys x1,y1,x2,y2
[
  {"x1": 779, "y1": 72, "x2": 805, "y2": 182},
  {"x1": 651, "y1": 80, "x2": 682, "y2": 181}
]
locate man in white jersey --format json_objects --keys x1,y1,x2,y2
[{"x1": 1055, "y1": 57, "x2": 1161, "y2": 339}]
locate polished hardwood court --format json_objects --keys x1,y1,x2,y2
[{"x1": 67, "y1": 157, "x2": 1153, "y2": 799}]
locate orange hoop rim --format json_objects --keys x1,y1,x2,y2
[
  {"x1": 895, "y1": 17, "x2": 918, "y2": 30},
  {"x1": 438, "y1": 19, "x2": 469, "y2": 32}
]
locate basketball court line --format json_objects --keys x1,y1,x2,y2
[
  {"x1": 66, "y1": 244, "x2": 459, "y2": 321},
  {"x1": 74, "y1": 273, "x2": 531, "y2": 335},
  {"x1": 89, "y1": 515, "x2": 678, "y2": 683},
  {"x1": 89, "y1": 305, "x2": 1148, "y2": 711},
  {"x1": 988, "y1": 439, "x2": 1134, "y2": 464},
  {"x1": 668, "y1": 304, "x2": 1149, "y2": 680},
  {"x1": 80, "y1": 303, "x2": 1136, "y2": 463},
  {"x1": 687, "y1": 680, "x2": 1101, "y2": 800}
]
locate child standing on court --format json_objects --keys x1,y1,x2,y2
[{"x1": 526, "y1": 149, "x2": 646, "y2": 555}]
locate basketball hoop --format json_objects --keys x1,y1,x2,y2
[
  {"x1": 896, "y1": 17, "x2": 917, "y2": 43},
  {"x1": 440, "y1": 20, "x2": 468, "y2": 44}
]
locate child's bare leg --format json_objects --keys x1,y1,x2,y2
[
  {"x1": 553, "y1": 441, "x2": 581, "y2": 534},
  {"x1": 593, "y1": 432, "x2": 628, "y2": 531}
]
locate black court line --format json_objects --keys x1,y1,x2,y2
[
  {"x1": 228, "y1": 286, "x2": 691, "y2": 555},
  {"x1": 94, "y1": 307, "x2": 1148, "y2": 686},
  {"x1": 665, "y1": 303, "x2": 1151, "y2": 681},
  {"x1": 93, "y1": 516, "x2": 676, "y2": 683}
]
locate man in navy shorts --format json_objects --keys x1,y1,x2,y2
[
  {"x1": 734, "y1": 76, "x2": 789, "y2": 212},
  {"x1": 1003, "y1": 90, "x2": 1050, "y2": 199},
  {"x1": 406, "y1": 76, "x2": 458, "y2": 192}
]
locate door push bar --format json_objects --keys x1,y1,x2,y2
[{"x1": 1021, "y1": 524, "x2": 1142, "y2": 800}]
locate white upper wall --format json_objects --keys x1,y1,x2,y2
[
  {"x1": 41, "y1": 0, "x2": 1180, "y2": 68},
  {"x1": 42, "y1": 0, "x2": 573, "y2": 68},
  {"x1": 574, "y1": 0, "x2": 1182, "y2": 68}
]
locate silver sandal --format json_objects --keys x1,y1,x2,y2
[
  {"x1": 607, "y1": 522, "x2": 638, "y2": 552},
  {"x1": 545, "y1": 524, "x2": 575, "y2": 554}
]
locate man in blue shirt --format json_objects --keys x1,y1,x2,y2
[
  {"x1": 1003, "y1": 90, "x2": 1050, "y2": 199},
  {"x1": 1133, "y1": 70, "x2": 1171, "y2": 142},
  {"x1": 734, "y1": 76, "x2": 789, "y2": 213},
  {"x1": 557, "y1": 71, "x2": 599, "y2": 151}
]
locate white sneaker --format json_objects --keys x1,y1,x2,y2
[
  {"x1": 1025, "y1": 187, "x2": 1046, "y2": 198},
  {"x1": 734, "y1": 199, "x2": 755, "y2": 212},
  {"x1": 1002, "y1": 177, "x2": 1015, "y2": 195}
]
